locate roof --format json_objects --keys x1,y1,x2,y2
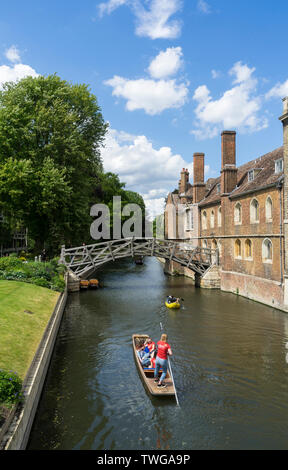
[
  {"x1": 167, "y1": 146, "x2": 284, "y2": 208},
  {"x1": 198, "y1": 146, "x2": 283, "y2": 207}
]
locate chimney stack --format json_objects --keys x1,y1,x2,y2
[
  {"x1": 179, "y1": 168, "x2": 189, "y2": 194},
  {"x1": 193, "y1": 153, "x2": 206, "y2": 203},
  {"x1": 220, "y1": 131, "x2": 238, "y2": 194}
]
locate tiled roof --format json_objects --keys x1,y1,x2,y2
[{"x1": 167, "y1": 146, "x2": 284, "y2": 207}]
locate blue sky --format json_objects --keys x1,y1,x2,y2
[{"x1": 1, "y1": 0, "x2": 288, "y2": 217}]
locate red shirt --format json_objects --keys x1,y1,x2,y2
[
  {"x1": 157, "y1": 341, "x2": 171, "y2": 360},
  {"x1": 147, "y1": 341, "x2": 155, "y2": 353},
  {"x1": 151, "y1": 357, "x2": 156, "y2": 368}
]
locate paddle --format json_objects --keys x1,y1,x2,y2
[{"x1": 159, "y1": 322, "x2": 180, "y2": 407}]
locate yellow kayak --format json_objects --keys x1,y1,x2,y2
[{"x1": 165, "y1": 301, "x2": 181, "y2": 309}]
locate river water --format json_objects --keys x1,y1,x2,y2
[{"x1": 27, "y1": 257, "x2": 288, "y2": 450}]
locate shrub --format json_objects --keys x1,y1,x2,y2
[
  {"x1": 28, "y1": 277, "x2": 51, "y2": 288},
  {"x1": 0, "y1": 370, "x2": 23, "y2": 405},
  {"x1": 51, "y1": 275, "x2": 66, "y2": 292},
  {"x1": 0, "y1": 257, "x2": 23, "y2": 270}
]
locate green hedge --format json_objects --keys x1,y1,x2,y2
[
  {"x1": 0, "y1": 257, "x2": 66, "y2": 292},
  {"x1": 0, "y1": 370, "x2": 23, "y2": 405}
]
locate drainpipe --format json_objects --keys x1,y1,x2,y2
[{"x1": 277, "y1": 177, "x2": 284, "y2": 284}]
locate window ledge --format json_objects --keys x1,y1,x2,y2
[{"x1": 263, "y1": 259, "x2": 272, "y2": 264}]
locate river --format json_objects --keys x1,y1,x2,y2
[{"x1": 27, "y1": 257, "x2": 288, "y2": 450}]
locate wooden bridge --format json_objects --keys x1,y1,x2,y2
[{"x1": 59, "y1": 238, "x2": 218, "y2": 280}]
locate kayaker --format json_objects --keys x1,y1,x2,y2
[{"x1": 154, "y1": 333, "x2": 172, "y2": 388}]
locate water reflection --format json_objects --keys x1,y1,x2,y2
[{"x1": 28, "y1": 258, "x2": 288, "y2": 450}]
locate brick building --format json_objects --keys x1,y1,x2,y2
[{"x1": 164, "y1": 97, "x2": 288, "y2": 311}]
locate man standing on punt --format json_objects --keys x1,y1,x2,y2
[{"x1": 154, "y1": 333, "x2": 173, "y2": 388}]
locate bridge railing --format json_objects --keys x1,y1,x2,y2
[{"x1": 59, "y1": 238, "x2": 218, "y2": 278}]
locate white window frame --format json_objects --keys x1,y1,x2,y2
[
  {"x1": 262, "y1": 238, "x2": 273, "y2": 263},
  {"x1": 250, "y1": 198, "x2": 260, "y2": 224},
  {"x1": 275, "y1": 158, "x2": 283, "y2": 174}
]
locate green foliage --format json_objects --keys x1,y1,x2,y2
[
  {"x1": 0, "y1": 370, "x2": 23, "y2": 405},
  {"x1": 0, "y1": 256, "x2": 66, "y2": 291},
  {"x1": 0, "y1": 74, "x2": 108, "y2": 253}
]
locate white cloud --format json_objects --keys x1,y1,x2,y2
[
  {"x1": 100, "y1": 128, "x2": 196, "y2": 218},
  {"x1": 134, "y1": 0, "x2": 183, "y2": 40},
  {"x1": 105, "y1": 75, "x2": 188, "y2": 115},
  {"x1": 266, "y1": 79, "x2": 288, "y2": 100},
  {"x1": 98, "y1": 0, "x2": 183, "y2": 39},
  {"x1": 148, "y1": 46, "x2": 183, "y2": 79},
  {"x1": 98, "y1": 0, "x2": 128, "y2": 16},
  {"x1": 104, "y1": 46, "x2": 188, "y2": 115},
  {"x1": 197, "y1": 0, "x2": 211, "y2": 14},
  {"x1": 191, "y1": 61, "x2": 268, "y2": 140},
  {"x1": 5, "y1": 45, "x2": 21, "y2": 63},
  {"x1": 211, "y1": 69, "x2": 221, "y2": 79},
  {"x1": 0, "y1": 63, "x2": 39, "y2": 89}
]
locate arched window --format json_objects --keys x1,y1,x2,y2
[
  {"x1": 250, "y1": 199, "x2": 259, "y2": 223},
  {"x1": 245, "y1": 239, "x2": 252, "y2": 259},
  {"x1": 262, "y1": 239, "x2": 273, "y2": 262},
  {"x1": 210, "y1": 210, "x2": 215, "y2": 228},
  {"x1": 265, "y1": 196, "x2": 272, "y2": 222},
  {"x1": 218, "y1": 207, "x2": 222, "y2": 227},
  {"x1": 202, "y1": 211, "x2": 207, "y2": 230},
  {"x1": 202, "y1": 239, "x2": 208, "y2": 249},
  {"x1": 234, "y1": 239, "x2": 241, "y2": 258},
  {"x1": 234, "y1": 202, "x2": 242, "y2": 224}
]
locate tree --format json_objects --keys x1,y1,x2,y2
[{"x1": 0, "y1": 74, "x2": 108, "y2": 252}]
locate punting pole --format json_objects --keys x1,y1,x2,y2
[{"x1": 159, "y1": 322, "x2": 180, "y2": 407}]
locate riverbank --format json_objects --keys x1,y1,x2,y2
[
  {"x1": 0, "y1": 280, "x2": 62, "y2": 446},
  {"x1": 0, "y1": 281, "x2": 60, "y2": 379}
]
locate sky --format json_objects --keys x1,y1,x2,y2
[{"x1": 1, "y1": 0, "x2": 288, "y2": 219}]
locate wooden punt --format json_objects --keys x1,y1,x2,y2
[
  {"x1": 132, "y1": 334, "x2": 176, "y2": 397},
  {"x1": 89, "y1": 279, "x2": 99, "y2": 288},
  {"x1": 80, "y1": 280, "x2": 89, "y2": 289}
]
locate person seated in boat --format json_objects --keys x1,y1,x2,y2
[
  {"x1": 144, "y1": 337, "x2": 156, "y2": 355},
  {"x1": 148, "y1": 350, "x2": 157, "y2": 369},
  {"x1": 154, "y1": 333, "x2": 172, "y2": 388},
  {"x1": 167, "y1": 295, "x2": 177, "y2": 304},
  {"x1": 136, "y1": 342, "x2": 151, "y2": 367}
]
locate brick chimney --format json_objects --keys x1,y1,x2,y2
[
  {"x1": 179, "y1": 168, "x2": 189, "y2": 194},
  {"x1": 193, "y1": 153, "x2": 206, "y2": 203},
  {"x1": 220, "y1": 131, "x2": 238, "y2": 194}
]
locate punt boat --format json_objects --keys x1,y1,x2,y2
[{"x1": 132, "y1": 334, "x2": 176, "y2": 397}]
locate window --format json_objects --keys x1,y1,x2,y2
[
  {"x1": 185, "y1": 209, "x2": 193, "y2": 231},
  {"x1": 265, "y1": 196, "x2": 272, "y2": 221},
  {"x1": 262, "y1": 239, "x2": 273, "y2": 262},
  {"x1": 248, "y1": 170, "x2": 254, "y2": 182},
  {"x1": 275, "y1": 159, "x2": 283, "y2": 174},
  {"x1": 244, "y1": 239, "x2": 252, "y2": 259},
  {"x1": 234, "y1": 202, "x2": 242, "y2": 224},
  {"x1": 250, "y1": 199, "x2": 259, "y2": 223},
  {"x1": 202, "y1": 239, "x2": 208, "y2": 249},
  {"x1": 218, "y1": 207, "x2": 222, "y2": 227},
  {"x1": 234, "y1": 239, "x2": 241, "y2": 258},
  {"x1": 210, "y1": 210, "x2": 215, "y2": 228},
  {"x1": 216, "y1": 183, "x2": 221, "y2": 194},
  {"x1": 202, "y1": 211, "x2": 207, "y2": 230}
]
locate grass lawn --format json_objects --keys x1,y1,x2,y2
[{"x1": 0, "y1": 281, "x2": 60, "y2": 379}]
